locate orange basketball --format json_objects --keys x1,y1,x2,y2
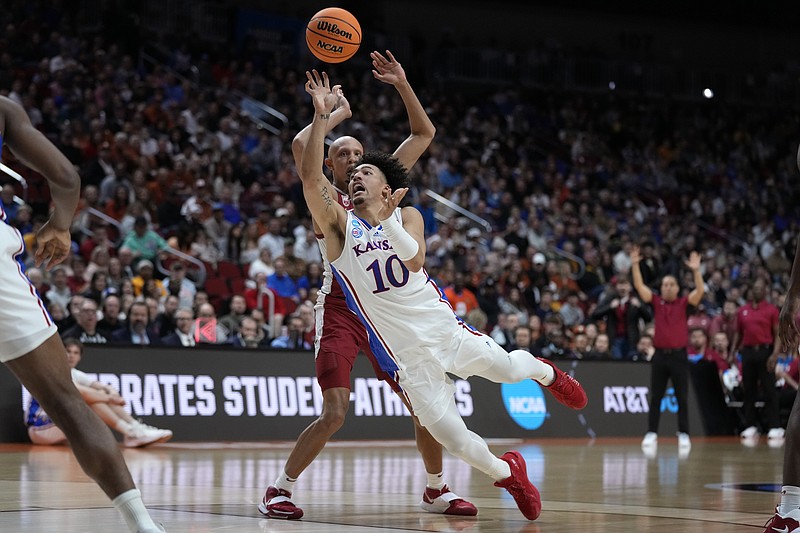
[{"x1": 306, "y1": 7, "x2": 361, "y2": 64}]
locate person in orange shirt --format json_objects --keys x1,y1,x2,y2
[{"x1": 443, "y1": 272, "x2": 479, "y2": 319}]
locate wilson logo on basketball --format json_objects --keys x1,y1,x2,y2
[{"x1": 316, "y1": 21, "x2": 353, "y2": 40}]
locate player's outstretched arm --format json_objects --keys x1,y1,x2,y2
[
  {"x1": 291, "y1": 86, "x2": 352, "y2": 170},
  {"x1": 371, "y1": 50, "x2": 436, "y2": 172},
  {"x1": 0, "y1": 96, "x2": 79, "y2": 268},
  {"x1": 300, "y1": 71, "x2": 347, "y2": 238}
]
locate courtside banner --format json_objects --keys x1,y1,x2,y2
[{"x1": 0, "y1": 347, "x2": 701, "y2": 442}]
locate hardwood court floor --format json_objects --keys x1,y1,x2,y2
[{"x1": 0, "y1": 437, "x2": 786, "y2": 532}]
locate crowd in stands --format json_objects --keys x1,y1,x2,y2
[{"x1": 1, "y1": 0, "x2": 800, "y2": 418}]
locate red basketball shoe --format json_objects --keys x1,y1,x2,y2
[
  {"x1": 764, "y1": 508, "x2": 800, "y2": 532},
  {"x1": 420, "y1": 485, "x2": 478, "y2": 516},
  {"x1": 494, "y1": 450, "x2": 541, "y2": 520},
  {"x1": 258, "y1": 486, "x2": 303, "y2": 520},
  {"x1": 537, "y1": 358, "x2": 588, "y2": 410}
]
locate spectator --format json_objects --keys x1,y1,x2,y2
[
  {"x1": 98, "y1": 295, "x2": 124, "y2": 337},
  {"x1": 161, "y1": 308, "x2": 197, "y2": 347},
  {"x1": 270, "y1": 315, "x2": 312, "y2": 350},
  {"x1": 296, "y1": 262, "x2": 323, "y2": 303},
  {"x1": 635, "y1": 334, "x2": 655, "y2": 362},
  {"x1": 248, "y1": 248, "x2": 275, "y2": 281},
  {"x1": 131, "y1": 260, "x2": 165, "y2": 299},
  {"x1": 204, "y1": 203, "x2": 232, "y2": 254},
  {"x1": 267, "y1": 257, "x2": 300, "y2": 303},
  {"x1": 709, "y1": 300, "x2": 739, "y2": 345},
  {"x1": 111, "y1": 301, "x2": 161, "y2": 345},
  {"x1": 587, "y1": 333, "x2": 613, "y2": 360},
  {"x1": 219, "y1": 295, "x2": 248, "y2": 334},
  {"x1": 194, "y1": 303, "x2": 229, "y2": 344},
  {"x1": 163, "y1": 262, "x2": 196, "y2": 309},
  {"x1": 512, "y1": 325, "x2": 533, "y2": 352},
  {"x1": 62, "y1": 299, "x2": 109, "y2": 344},
  {"x1": 45, "y1": 266, "x2": 72, "y2": 311},
  {"x1": 444, "y1": 272, "x2": 479, "y2": 319},
  {"x1": 152, "y1": 295, "x2": 180, "y2": 338},
  {"x1": 257, "y1": 218, "x2": 286, "y2": 262},
  {"x1": 121, "y1": 216, "x2": 168, "y2": 265},
  {"x1": 228, "y1": 316, "x2": 269, "y2": 348},
  {"x1": 591, "y1": 276, "x2": 651, "y2": 360},
  {"x1": 558, "y1": 291, "x2": 585, "y2": 328}
]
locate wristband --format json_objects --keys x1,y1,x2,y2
[{"x1": 380, "y1": 213, "x2": 419, "y2": 261}]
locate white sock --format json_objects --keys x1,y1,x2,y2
[
  {"x1": 426, "y1": 471, "x2": 445, "y2": 490},
  {"x1": 274, "y1": 470, "x2": 297, "y2": 493},
  {"x1": 778, "y1": 485, "x2": 800, "y2": 515},
  {"x1": 490, "y1": 459, "x2": 512, "y2": 482},
  {"x1": 112, "y1": 488, "x2": 158, "y2": 533}
]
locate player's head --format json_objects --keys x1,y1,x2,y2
[
  {"x1": 348, "y1": 151, "x2": 409, "y2": 206},
  {"x1": 325, "y1": 136, "x2": 363, "y2": 189}
]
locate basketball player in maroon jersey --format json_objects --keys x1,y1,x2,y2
[{"x1": 259, "y1": 51, "x2": 477, "y2": 519}]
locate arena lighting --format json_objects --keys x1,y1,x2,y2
[
  {"x1": 608, "y1": 81, "x2": 617, "y2": 90},
  {"x1": 703, "y1": 88, "x2": 715, "y2": 99}
]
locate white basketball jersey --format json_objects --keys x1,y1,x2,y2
[{"x1": 330, "y1": 209, "x2": 464, "y2": 375}]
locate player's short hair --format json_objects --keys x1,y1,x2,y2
[{"x1": 356, "y1": 151, "x2": 409, "y2": 191}]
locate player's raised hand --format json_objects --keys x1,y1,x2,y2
[
  {"x1": 305, "y1": 70, "x2": 339, "y2": 114},
  {"x1": 378, "y1": 187, "x2": 408, "y2": 221},
  {"x1": 34, "y1": 219, "x2": 71, "y2": 269},
  {"x1": 371, "y1": 50, "x2": 406, "y2": 86},
  {"x1": 334, "y1": 86, "x2": 352, "y2": 118}
]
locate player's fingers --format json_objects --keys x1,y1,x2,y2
[
  {"x1": 385, "y1": 50, "x2": 397, "y2": 63},
  {"x1": 322, "y1": 71, "x2": 330, "y2": 87},
  {"x1": 305, "y1": 70, "x2": 315, "y2": 83},
  {"x1": 372, "y1": 50, "x2": 387, "y2": 63}
]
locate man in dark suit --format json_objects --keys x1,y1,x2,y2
[
  {"x1": 591, "y1": 276, "x2": 652, "y2": 360},
  {"x1": 111, "y1": 302, "x2": 162, "y2": 345},
  {"x1": 161, "y1": 308, "x2": 196, "y2": 347},
  {"x1": 227, "y1": 316, "x2": 269, "y2": 348}
]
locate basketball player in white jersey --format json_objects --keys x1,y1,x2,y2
[
  {"x1": 0, "y1": 95, "x2": 164, "y2": 533},
  {"x1": 297, "y1": 71, "x2": 588, "y2": 521},
  {"x1": 260, "y1": 51, "x2": 476, "y2": 519}
]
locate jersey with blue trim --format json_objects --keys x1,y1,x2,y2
[{"x1": 330, "y1": 209, "x2": 463, "y2": 374}]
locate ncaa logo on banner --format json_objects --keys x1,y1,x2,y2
[{"x1": 501, "y1": 381, "x2": 548, "y2": 430}]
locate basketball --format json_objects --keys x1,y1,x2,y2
[{"x1": 306, "y1": 7, "x2": 361, "y2": 64}]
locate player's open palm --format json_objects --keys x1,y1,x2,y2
[
  {"x1": 378, "y1": 187, "x2": 408, "y2": 221},
  {"x1": 34, "y1": 220, "x2": 71, "y2": 269},
  {"x1": 371, "y1": 50, "x2": 406, "y2": 86},
  {"x1": 304, "y1": 70, "x2": 339, "y2": 114}
]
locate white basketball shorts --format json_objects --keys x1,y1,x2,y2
[{"x1": 0, "y1": 221, "x2": 57, "y2": 362}]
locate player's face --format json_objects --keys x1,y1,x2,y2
[
  {"x1": 326, "y1": 137, "x2": 363, "y2": 190},
  {"x1": 348, "y1": 164, "x2": 388, "y2": 206}
]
